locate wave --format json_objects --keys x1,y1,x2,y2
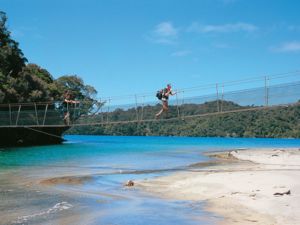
[{"x1": 12, "y1": 202, "x2": 73, "y2": 224}]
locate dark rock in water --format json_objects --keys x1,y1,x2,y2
[
  {"x1": 274, "y1": 190, "x2": 291, "y2": 196},
  {"x1": 125, "y1": 180, "x2": 134, "y2": 187}
]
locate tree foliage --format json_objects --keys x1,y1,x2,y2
[{"x1": 0, "y1": 11, "x2": 98, "y2": 111}]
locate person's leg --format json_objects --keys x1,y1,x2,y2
[
  {"x1": 155, "y1": 100, "x2": 165, "y2": 118},
  {"x1": 64, "y1": 112, "x2": 70, "y2": 125},
  {"x1": 163, "y1": 101, "x2": 169, "y2": 118},
  {"x1": 155, "y1": 108, "x2": 163, "y2": 118}
]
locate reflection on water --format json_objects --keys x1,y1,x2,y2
[{"x1": 1, "y1": 135, "x2": 300, "y2": 225}]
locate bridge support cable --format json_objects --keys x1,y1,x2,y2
[
  {"x1": 70, "y1": 102, "x2": 300, "y2": 128},
  {"x1": 23, "y1": 126, "x2": 65, "y2": 139}
]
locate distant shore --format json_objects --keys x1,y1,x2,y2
[{"x1": 138, "y1": 148, "x2": 300, "y2": 225}]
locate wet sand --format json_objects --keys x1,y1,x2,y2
[
  {"x1": 39, "y1": 175, "x2": 92, "y2": 185},
  {"x1": 138, "y1": 148, "x2": 300, "y2": 225}
]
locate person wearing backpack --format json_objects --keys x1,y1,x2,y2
[{"x1": 155, "y1": 84, "x2": 175, "y2": 119}]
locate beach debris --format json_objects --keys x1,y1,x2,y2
[
  {"x1": 271, "y1": 154, "x2": 279, "y2": 157},
  {"x1": 273, "y1": 190, "x2": 291, "y2": 196},
  {"x1": 124, "y1": 180, "x2": 134, "y2": 187},
  {"x1": 245, "y1": 219, "x2": 258, "y2": 223},
  {"x1": 228, "y1": 150, "x2": 238, "y2": 159}
]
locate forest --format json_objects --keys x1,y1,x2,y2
[{"x1": 68, "y1": 100, "x2": 300, "y2": 138}]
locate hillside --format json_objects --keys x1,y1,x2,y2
[{"x1": 68, "y1": 100, "x2": 300, "y2": 138}]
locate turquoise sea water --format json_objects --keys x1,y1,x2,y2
[{"x1": 1, "y1": 135, "x2": 300, "y2": 225}]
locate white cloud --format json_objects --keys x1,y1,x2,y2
[
  {"x1": 147, "y1": 21, "x2": 178, "y2": 45},
  {"x1": 154, "y1": 22, "x2": 178, "y2": 37},
  {"x1": 271, "y1": 41, "x2": 300, "y2": 53},
  {"x1": 187, "y1": 22, "x2": 258, "y2": 33},
  {"x1": 171, "y1": 50, "x2": 191, "y2": 57}
]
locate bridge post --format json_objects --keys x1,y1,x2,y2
[
  {"x1": 140, "y1": 96, "x2": 145, "y2": 121},
  {"x1": 181, "y1": 90, "x2": 185, "y2": 120},
  {"x1": 135, "y1": 95, "x2": 139, "y2": 121},
  {"x1": 34, "y1": 103, "x2": 39, "y2": 125},
  {"x1": 175, "y1": 91, "x2": 180, "y2": 118},
  {"x1": 9, "y1": 104, "x2": 12, "y2": 126},
  {"x1": 106, "y1": 98, "x2": 111, "y2": 123},
  {"x1": 216, "y1": 83, "x2": 220, "y2": 113},
  {"x1": 221, "y1": 84, "x2": 224, "y2": 112},
  {"x1": 100, "y1": 98, "x2": 104, "y2": 123},
  {"x1": 265, "y1": 76, "x2": 269, "y2": 107},
  {"x1": 73, "y1": 103, "x2": 77, "y2": 124},
  {"x1": 43, "y1": 104, "x2": 48, "y2": 125},
  {"x1": 15, "y1": 105, "x2": 21, "y2": 126}
]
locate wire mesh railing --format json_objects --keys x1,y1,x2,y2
[
  {"x1": 0, "y1": 71, "x2": 300, "y2": 127},
  {"x1": 0, "y1": 102, "x2": 80, "y2": 127},
  {"x1": 73, "y1": 78, "x2": 300, "y2": 126}
]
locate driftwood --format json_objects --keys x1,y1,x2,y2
[{"x1": 273, "y1": 190, "x2": 291, "y2": 196}]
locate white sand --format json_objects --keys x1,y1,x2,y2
[{"x1": 138, "y1": 148, "x2": 300, "y2": 225}]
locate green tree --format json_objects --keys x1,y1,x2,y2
[
  {"x1": 55, "y1": 75, "x2": 100, "y2": 114},
  {"x1": 0, "y1": 11, "x2": 27, "y2": 103}
]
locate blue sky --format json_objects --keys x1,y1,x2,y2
[{"x1": 1, "y1": 0, "x2": 300, "y2": 103}]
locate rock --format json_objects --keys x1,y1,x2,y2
[
  {"x1": 228, "y1": 150, "x2": 238, "y2": 158},
  {"x1": 274, "y1": 190, "x2": 291, "y2": 196},
  {"x1": 125, "y1": 180, "x2": 134, "y2": 187}
]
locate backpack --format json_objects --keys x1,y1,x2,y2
[{"x1": 156, "y1": 90, "x2": 163, "y2": 100}]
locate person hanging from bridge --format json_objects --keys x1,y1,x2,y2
[
  {"x1": 63, "y1": 90, "x2": 80, "y2": 125},
  {"x1": 155, "y1": 84, "x2": 176, "y2": 119}
]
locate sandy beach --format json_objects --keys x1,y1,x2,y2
[{"x1": 138, "y1": 148, "x2": 300, "y2": 225}]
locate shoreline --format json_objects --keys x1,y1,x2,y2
[{"x1": 138, "y1": 148, "x2": 300, "y2": 225}]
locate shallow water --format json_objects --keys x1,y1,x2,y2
[{"x1": 1, "y1": 136, "x2": 300, "y2": 225}]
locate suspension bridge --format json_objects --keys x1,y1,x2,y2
[{"x1": 1, "y1": 71, "x2": 300, "y2": 146}]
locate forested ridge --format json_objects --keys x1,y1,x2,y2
[{"x1": 68, "y1": 101, "x2": 300, "y2": 138}]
